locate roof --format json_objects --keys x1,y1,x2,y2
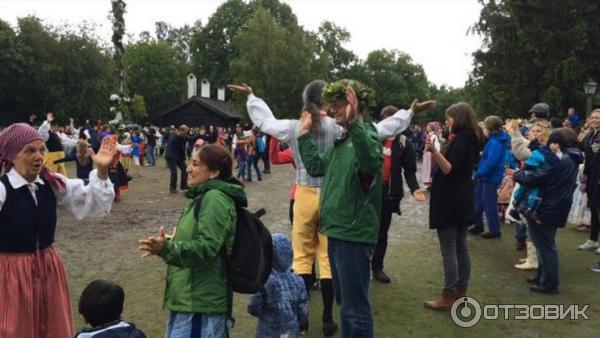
[{"x1": 162, "y1": 96, "x2": 242, "y2": 120}]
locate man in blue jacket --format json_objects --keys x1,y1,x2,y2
[{"x1": 469, "y1": 116, "x2": 509, "y2": 238}]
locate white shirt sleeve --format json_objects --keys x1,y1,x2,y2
[
  {"x1": 375, "y1": 109, "x2": 414, "y2": 141},
  {"x1": 54, "y1": 170, "x2": 115, "y2": 220},
  {"x1": 38, "y1": 121, "x2": 51, "y2": 142},
  {"x1": 247, "y1": 94, "x2": 295, "y2": 142},
  {"x1": 0, "y1": 181, "x2": 5, "y2": 211},
  {"x1": 59, "y1": 133, "x2": 78, "y2": 154}
]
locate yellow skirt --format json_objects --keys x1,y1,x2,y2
[{"x1": 43, "y1": 151, "x2": 67, "y2": 176}]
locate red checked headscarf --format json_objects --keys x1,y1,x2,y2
[{"x1": 0, "y1": 123, "x2": 66, "y2": 192}]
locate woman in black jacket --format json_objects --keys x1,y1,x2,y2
[
  {"x1": 424, "y1": 102, "x2": 483, "y2": 310},
  {"x1": 514, "y1": 128, "x2": 583, "y2": 293},
  {"x1": 581, "y1": 110, "x2": 600, "y2": 272}
]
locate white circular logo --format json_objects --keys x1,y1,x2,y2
[{"x1": 451, "y1": 296, "x2": 482, "y2": 328}]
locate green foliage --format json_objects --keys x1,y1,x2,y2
[
  {"x1": 316, "y1": 21, "x2": 357, "y2": 80},
  {"x1": 126, "y1": 94, "x2": 147, "y2": 121},
  {"x1": 189, "y1": 0, "x2": 251, "y2": 88},
  {"x1": 230, "y1": 8, "x2": 323, "y2": 119},
  {"x1": 470, "y1": 0, "x2": 600, "y2": 117},
  {"x1": 0, "y1": 16, "x2": 114, "y2": 125},
  {"x1": 124, "y1": 40, "x2": 188, "y2": 122},
  {"x1": 322, "y1": 79, "x2": 376, "y2": 114}
]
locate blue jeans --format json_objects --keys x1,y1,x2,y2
[
  {"x1": 474, "y1": 180, "x2": 501, "y2": 234},
  {"x1": 527, "y1": 220, "x2": 559, "y2": 289},
  {"x1": 165, "y1": 312, "x2": 227, "y2": 338},
  {"x1": 328, "y1": 238, "x2": 373, "y2": 338},
  {"x1": 146, "y1": 145, "x2": 156, "y2": 165},
  {"x1": 246, "y1": 155, "x2": 261, "y2": 181},
  {"x1": 236, "y1": 161, "x2": 246, "y2": 179},
  {"x1": 515, "y1": 222, "x2": 528, "y2": 242}
]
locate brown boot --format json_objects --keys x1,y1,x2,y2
[{"x1": 424, "y1": 289, "x2": 457, "y2": 311}]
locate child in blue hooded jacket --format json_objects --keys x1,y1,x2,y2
[
  {"x1": 510, "y1": 133, "x2": 563, "y2": 222},
  {"x1": 248, "y1": 233, "x2": 308, "y2": 338}
]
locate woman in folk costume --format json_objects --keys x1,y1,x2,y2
[{"x1": 0, "y1": 123, "x2": 116, "y2": 338}]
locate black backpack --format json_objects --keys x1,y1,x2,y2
[
  {"x1": 193, "y1": 202, "x2": 272, "y2": 293},
  {"x1": 225, "y1": 207, "x2": 272, "y2": 293}
]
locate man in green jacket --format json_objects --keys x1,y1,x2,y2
[
  {"x1": 298, "y1": 80, "x2": 433, "y2": 337},
  {"x1": 298, "y1": 81, "x2": 381, "y2": 337}
]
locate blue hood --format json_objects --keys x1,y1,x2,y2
[
  {"x1": 271, "y1": 233, "x2": 293, "y2": 273},
  {"x1": 490, "y1": 130, "x2": 510, "y2": 145}
]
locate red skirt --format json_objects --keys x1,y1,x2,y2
[{"x1": 0, "y1": 246, "x2": 74, "y2": 338}]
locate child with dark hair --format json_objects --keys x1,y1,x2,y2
[{"x1": 76, "y1": 280, "x2": 146, "y2": 338}]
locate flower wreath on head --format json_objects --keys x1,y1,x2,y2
[{"x1": 321, "y1": 79, "x2": 376, "y2": 116}]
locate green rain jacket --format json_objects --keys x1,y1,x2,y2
[
  {"x1": 159, "y1": 179, "x2": 247, "y2": 313},
  {"x1": 298, "y1": 121, "x2": 382, "y2": 245}
]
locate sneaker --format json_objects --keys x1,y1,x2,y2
[
  {"x1": 373, "y1": 270, "x2": 391, "y2": 283},
  {"x1": 596, "y1": 247, "x2": 600, "y2": 255},
  {"x1": 577, "y1": 240, "x2": 598, "y2": 251},
  {"x1": 508, "y1": 208, "x2": 521, "y2": 222},
  {"x1": 322, "y1": 320, "x2": 338, "y2": 337},
  {"x1": 591, "y1": 262, "x2": 600, "y2": 272}
]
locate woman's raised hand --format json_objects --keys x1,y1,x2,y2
[
  {"x1": 410, "y1": 100, "x2": 437, "y2": 114},
  {"x1": 227, "y1": 83, "x2": 253, "y2": 96},
  {"x1": 89, "y1": 135, "x2": 117, "y2": 169}
]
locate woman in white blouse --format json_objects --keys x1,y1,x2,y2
[{"x1": 0, "y1": 123, "x2": 116, "y2": 338}]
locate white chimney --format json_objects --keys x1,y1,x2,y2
[
  {"x1": 200, "y1": 79, "x2": 210, "y2": 98},
  {"x1": 217, "y1": 87, "x2": 225, "y2": 101},
  {"x1": 187, "y1": 73, "x2": 197, "y2": 98}
]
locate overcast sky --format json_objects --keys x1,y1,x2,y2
[{"x1": 0, "y1": 0, "x2": 483, "y2": 88}]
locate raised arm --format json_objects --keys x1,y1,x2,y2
[
  {"x1": 38, "y1": 112, "x2": 54, "y2": 142},
  {"x1": 228, "y1": 84, "x2": 295, "y2": 142},
  {"x1": 375, "y1": 100, "x2": 436, "y2": 140}
]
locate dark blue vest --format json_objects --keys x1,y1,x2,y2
[
  {"x1": 0, "y1": 175, "x2": 57, "y2": 252},
  {"x1": 46, "y1": 132, "x2": 63, "y2": 152}
]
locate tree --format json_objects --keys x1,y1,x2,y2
[
  {"x1": 110, "y1": 0, "x2": 127, "y2": 122},
  {"x1": 230, "y1": 8, "x2": 321, "y2": 118},
  {"x1": 0, "y1": 19, "x2": 27, "y2": 123},
  {"x1": 126, "y1": 94, "x2": 147, "y2": 121},
  {"x1": 125, "y1": 40, "x2": 187, "y2": 122},
  {"x1": 315, "y1": 21, "x2": 357, "y2": 80},
  {"x1": 190, "y1": 0, "x2": 250, "y2": 88},
  {"x1": 470, "y1": 0, "x2": 600, "y2": 117},
  {"x1": 349, "y1": 49, "x2": 429, "y2": 118},
  {"x1": 155, "y1": 20, "x2": 201, "y2": 63}
]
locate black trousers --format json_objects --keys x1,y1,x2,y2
[
  {"x1": 166, "y1": 158, "x2": 187, "y2": 190},
  {"x1": 372, "y1": 182, "x2": 393, "y2": 272}
]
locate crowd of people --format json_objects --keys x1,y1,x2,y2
[{"x1": 0, "y1": 78, "x2": 599, "y2": 338}]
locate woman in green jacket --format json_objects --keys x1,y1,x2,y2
[{"x1": 139, "y1": 144, "x2": 247, "y2": 338}]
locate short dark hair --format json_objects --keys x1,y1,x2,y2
[
  {"x1": 78, "y1": 279, "x2": 124, "y2": 327},
  {"x1": 550, "y1": 117, "x2": 563, "y2": 129}
]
